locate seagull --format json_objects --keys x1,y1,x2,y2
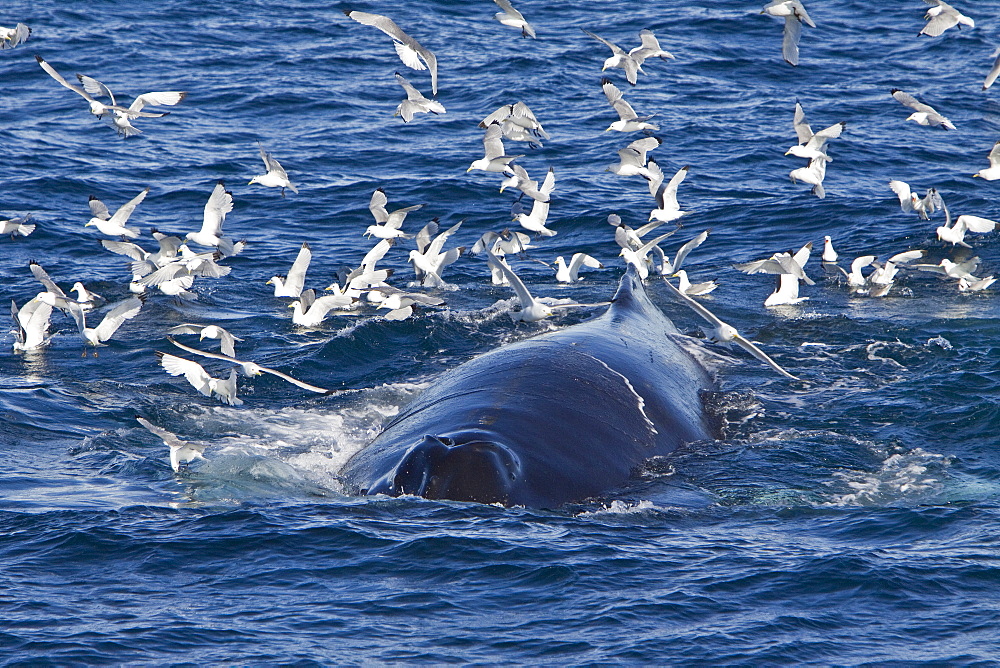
[
  {"x1": 761, "y1": 0, "x2": 816, "y2": 66},
  {"x1": 601, "y1": 78, "x2": 658, "y2": 132},
  {"x1": 919, "y1": 0, "x2": 974, "y2": 37},
  {"x1": 985, "y1": 49, "x2": 1000, "y2": 90},
  {"x1": 394, "y1": 72, "x2": 445, "y2": 122},
  {"x1": 374, "y1": 289, "x2": 446, "y2": 321},
  {"x1": 39, "y1": 293, "x2": 145, "y2": 355},
  {"x1": 937, "y1": 212, "x2": 998, "y2": 247},
  {"x1": 289, "y1": 289, "x2": 354, "y2": 327},
  {"x1": 0, "y1": 23, "x2": 29, "y2": 49},
  {"x1": 166, "y1": 324, "x2": 243, "y2": 358},
  {"x1": 10, "y1": 295, "x2": 52, "y2": 352},
  {"x1": 973, "y1": 141, "x2": 1000, "y2": 180},
  {"x1": 833, "y1": 254, "x2": 877, "y2": 291},
  {"x1": 136, "y1": 417, "x2": 207, "y2": 472},
  {"x1": 651, "y1": 229, "x2": 710, "y2": 275},
  {"x1": 786, "y1": 103, "x2": 846, "y2": 160},
  {"x1": 468, "y1": 123, "x2": 523, "y2": 173},
  {"x1": 479, "y1": 102, "x2": 550, "y2": 146},
  {"x1": 822, "y1": 235, "x2": 838, "y2": 262},
  {"x1": 27, "y1": 261, "x2": 71, "y2": 312},
  {"x1": 70, "y1": 282, "x2": 104, "y2": 311},
  {"x1": 36, "y1": 56, "x2": 118, "y2": 118},
  {"x1": 889, "y1": 180, "x2": 941, "y2": 219},
  {"x1": 619, "y1": 231, "x2": 677, "y2": 280},
  {"x1": 156, "y1": 352, "x2": 242, "y2": 406},
  {"x1": 75, "y1": 74, "x2": 185, "y2": 137},
  {"x1": 891, "y1": 89, "x2": 955, "y2": 129},
  {"x1": 408, "y1": 221, "x2": 464, "y2": 287},
  {"x1": 472, "y1": 229, "x2": 534, "y2": 285},
  {"x1": 630, "y1": 30, "x2": 676, "y2": 66},
  {"x1": 663, "y1": 278, "x2": 798, "y2": 379},
  {"x1": 104, "y1": 230, "x2": 184, "y2": 277},
  {"x1": 913, "y1": 257, "x2": 982, "y2": 280},
  {"x1": 584, "y1": 30, "x2": 644, "y2": 85},
  {"x1": 500, "y1": 164, "x2": 549, "y2": 202},
  {"x1": 86, "y1": 188, "x2": 148, "y2": 238},
  {"x1": 958, "y1": 275, "x2": 997, "y2": 292},
  {"x1": 167, "y1": 336, "x2": 336, "y2": 394},
  {"x1": 673, "y1": 270, "x2": 718, "y2": 296},
  {"x1": 515, "y1": 167, "x2": 557, "y2": 236},
  {"x1": 554, "y1": 254, "x2": 603, "y2": 283},
  {"x1": 609, "y1": 136, "x2": 661, "y2": 178},
  {"x1": 137, "y1": 244, "x2": 231, "y2": 292},
  {"x1": 789, "y1": 155, "x2": 828, "y2": 198},
  {"x1": 486, "y1": 252, "x2": 605, "y2": 322},
  {"x1": 763, "y1": 242, "x2": 812, "y2": 306},
  {"x1": 344, "y1": 10, "x2": 438, "y2": 95},
  {"x1": 249, "y1": 143, "x2": 297, "y2": 196},
  {"x1": 186, "y1": 182, "x2": 236, "y2": 256},
  {"x1": 1, "y1": 214, "x2": 35, "y2": 239},
  {"x1": 734, "y1": 249, "x2": 816, "y2": 285},
  {"x1": 366, "y1": 188, "x2": 422, "y2": 238},
  {"x1": 267, "y1": 243, "x2": 311, "y2": 298},
  {"x1": 646, "y1": 159, "x2": 689, "y2": 222},
  {"x1": 493, "y1": 0, "x2": 535, "y2": 38}
]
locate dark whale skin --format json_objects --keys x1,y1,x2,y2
[{"x1": 339, "y1": 266, "x2": 715, "y2": 507}]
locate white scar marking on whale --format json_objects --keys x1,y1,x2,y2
[{"x1": 589, "y1": 356, "x2": 658, "y2": 436}]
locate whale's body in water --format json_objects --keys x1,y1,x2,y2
[{"x1": 340, "y1": 267, "x2": 716, "y2": 507}]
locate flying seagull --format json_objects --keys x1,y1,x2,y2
[
  {"x1": 136, "y1": 417, "x2": 208, "y2": 472},
  {"x1": 891, "y1": 88, "x2": 955, "y2": 129},
  {"x1": 249, "y1": 143, "x2": 298, "y2": 196},
  {"x1": 663, "y1": 278, "x2": 798, "y2": 379},
  {"x1": 344, "y1": 10, "x2": 438, "y2": 95},
  {"x1": 493, "y1": 0, "x2": 535, "y2": 38},
  {"x1": 168, "y1": 336, "x2": 337, "y2": 394},
  {"x1": 761, "y1": 0, "x2": 815, "y2": 66}
]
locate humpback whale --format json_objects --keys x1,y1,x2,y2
[{"x1": 339, "y1": 266, "x2": 716, "y2": 507}]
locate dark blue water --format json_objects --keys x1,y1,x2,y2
[{"x1": 3, "y1": 0, "x2": 1000, "y2": 663}]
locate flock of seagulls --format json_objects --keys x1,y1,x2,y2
[{"x1": 3, "y1": 0, "x2": 999, "y2": 471}]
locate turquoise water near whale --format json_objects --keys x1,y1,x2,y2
[{"x1": 4, "y1": 0, "x2": 1000, "y2": 663}]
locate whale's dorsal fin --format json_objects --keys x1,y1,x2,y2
[{"x1": 610, "y1": 264, "x2": 655, "y2": 317}]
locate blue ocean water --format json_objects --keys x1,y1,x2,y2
[{"x1": 3, "y1": 0, "x2": 1000, "y2": 662}]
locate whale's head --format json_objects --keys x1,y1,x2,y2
[{"x1": 368, "y1": 432, "x2": 523, "y2": 505}]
